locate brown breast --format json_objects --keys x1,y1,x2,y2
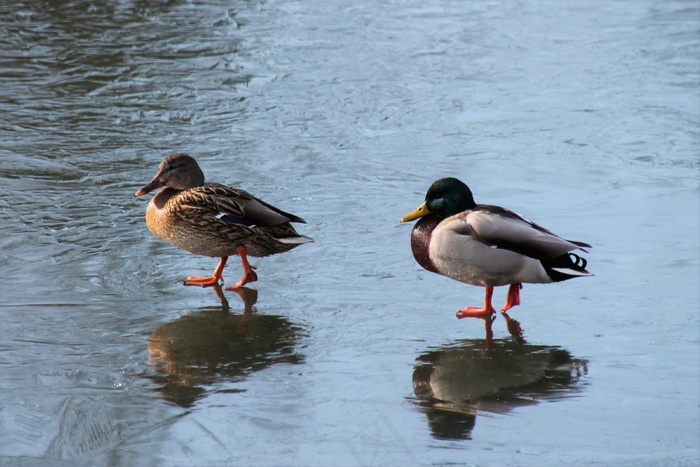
[
  {"x1": 410, "y1": 216, "x2": 441, "y2": 274},
  {"x1": 145, "y1": 187, "x2": 179, "y2": 241}
]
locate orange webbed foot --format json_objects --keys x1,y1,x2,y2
[
  {"x1": 182, "y1": 257, "x2": 228, "y2": 288},
  {"x1": 225, "y1": 247, "x2": 258, "y2": 290},
  {"x1": 224, "y1": 266, "x2": 257, "y2": 290},
  {"x1": 456, "y1": 286, "x2": 496, "y2": 319},
  {"x1": 501, "y1": 283, "x2": 522, "y2": 312},
  {"x1": 456, "y1": 305, "x2": 496, "y2": 319},
  {"x1": 183, "y1": 275, "x2": 221, "y2": 287}
]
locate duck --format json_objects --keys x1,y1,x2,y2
[
  {"x1": 135, "y1": 153, "x2": 313, "y2": 289},
  {"x1": 400, "y1": 177, "x2": 592, "y2": 319}
]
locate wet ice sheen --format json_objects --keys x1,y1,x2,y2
[{"x1": 0, "y1": 0, "x2": 698, "y2": 465}]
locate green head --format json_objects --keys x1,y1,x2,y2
[{"x1": 401, "y1": 177, "x2": 476, "y2": 222}]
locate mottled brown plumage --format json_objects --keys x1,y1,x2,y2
[{"x1": 135, "y1": 153, "x2": 313, "y2": 289}]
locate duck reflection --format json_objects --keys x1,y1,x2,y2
[
  {"x1": 413, "y1": 338, "x2": 588, "y2": 440},
  {"x1": 147, "y1": 286, "x2": 303, "y2": 407}
]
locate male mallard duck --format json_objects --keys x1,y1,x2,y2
[
  {"x1": 400, "y1": 178, "x2": 591, "y2": 318},
  {"x1": 135, "y1": 153, "x2": 313, "y2": 289}
]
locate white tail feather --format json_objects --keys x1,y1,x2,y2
[
  {"x1": 551, "y1": 267, "x2": 593, "y2": 277},
  {"x1": 277, "y1": 236, "x2": 314, "y2": 245}
]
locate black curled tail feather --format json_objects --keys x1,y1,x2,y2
[
  {"x1": 569, "y1": 253, "x2": 588, "y2": 271},
  {"x1": 542, "y1": 252, "x2": 592, "y2": 282}
]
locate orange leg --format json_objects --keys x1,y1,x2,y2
[
  {"x1": 456, "y1": 286, "x2": 496, "y2": 319},
  {"x1": 501, "y1": 283, "x2": 522, "y2": 312},
  {"x1": 184, "y1": 256, "x2": 228, "y2": 287},
  {"x1": 224, "y1": 246, "x2": 258, "y2": 290}
]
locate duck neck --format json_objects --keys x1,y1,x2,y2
[
  {"x1": 411, "y1": 215, "x2": 442, "y2": 273},
  {"x1": 152, "y1": 187, "x2": 180, "y2": 209}
]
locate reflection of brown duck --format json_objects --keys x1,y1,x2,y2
[
  {"x1": 135, "y1": 153, "x2": 313, "y2": 289},
  {"x1": 413, "y1": 339, "x2": 588, "y2": 440},
  {"x1": 147, "y1": 286, "x2": 303, "y2": 407}
]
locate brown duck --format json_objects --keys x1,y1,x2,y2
[{"x1": 135, "y1": 153, "x2": 313, "y2": 289}]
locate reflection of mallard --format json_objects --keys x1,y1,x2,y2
[
  {"x1": 148, "y1": 290, "x2": 303, "y2": 407},
  {"x1": 413, "y1": 339, "x2": 588, "y2": 440},
  {"x1": 401, "y1": 178, "x2": 592, "y2": 318},
  {"x1": 135, "y1": 153, "x2": 313, "y2": 289}
]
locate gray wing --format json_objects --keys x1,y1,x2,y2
[{"x1": 447, "y1": 205, "x2": 590, "y2": 260}]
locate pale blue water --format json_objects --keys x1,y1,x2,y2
[{"x1": 0, "y1": 0, "x2": 698, "y2": 465}]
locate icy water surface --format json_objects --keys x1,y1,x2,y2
[{"x1": 0, "y1": 0, "x2": 698, "y2": 465}]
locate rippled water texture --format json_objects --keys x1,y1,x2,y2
[{"x1": 1, "y1": 0, "x2": 698, "y2": 465}]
